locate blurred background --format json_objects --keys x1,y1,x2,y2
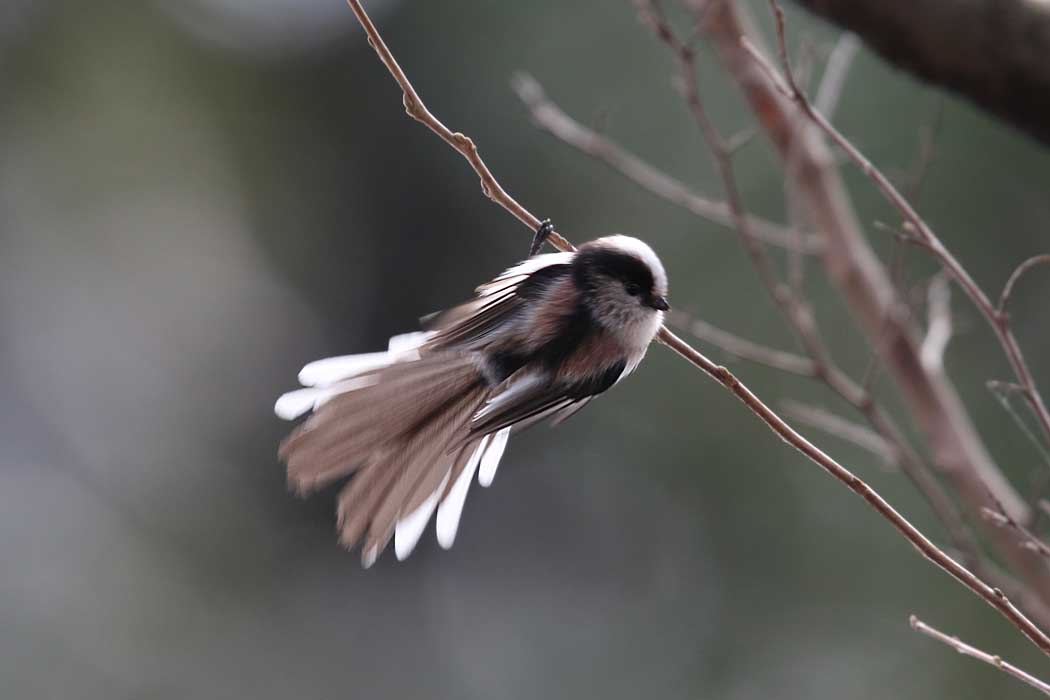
[{"x1": 1, "y1": 1, "x2": 1048, "y2": 698}]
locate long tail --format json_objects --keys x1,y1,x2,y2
[{"x1": 275, "y1": 334, "x2": 512, "y2": 566}]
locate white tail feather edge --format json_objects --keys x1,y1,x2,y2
[
  {"x1": 478, "y1": 428, "x2": 510, "y2": 487},
  {"x1": 362, "y1": 544, "x2": 378, "y2": 569},
  {"x1": 394, "y1": 471, "x2": 451, "y2": 561},
  {"x1": 387, "y1": 331, "x2": 430, "y2": 355},
  {"x1": 279, "y1": 330, "x2": 517, "y2": 561},
  {"x1": 298, "y1": 352, "x2": 391, "y2": 387},
  {"x1": 276, "y1": 332, "x2": 435, "y2": 421},
  {"x1": 436, "y1": 436, "x2": 489, "y2": 549},
  {"x1": 274, "y1": 375, "x2": 379, "y2": 420}
]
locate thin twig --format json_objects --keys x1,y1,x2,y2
[
  {"x1": 709, "y1": 0, "x2": 1047, "y2": 614},
  {"x1": 902, "y1": 97, "x2": 944, "y2": 201},
  {"x1": 999, "y1": 255, "x2": 1050, "y2": 317},
  {"x1": 667, "y1": 310, "x2": 815, "y2": 376},
  {"x1": 343, "y1": 0, "x2": 570, "y2": 251},
  {"x1": 782, "y1": 400, "x2": 896, "y2": 466},
  {"x1": 982, "y1": 501, "x2": 1050, "y2": 561},
  {"x1": 757, "y1": 0, "x2": 1050, "y2": 451},
  {"x1": 640, "y1": 0, "x2": 982, "y2": 575},
  {"x1": 791, "y1": 36, "x2": 819, "y2": 102},
  {"x1": 343, "y1": 0, "x2": 1050, "y2": 657},
  {"x1": 859, "y1": 235, "x2": 911, "y2": 393},
  {"x1": 910, "y1": 615, "x2": 1050, "y2": 696},
  {"x1": 988, "y1": 381, "x2": 1050, "y2": 469},
  {"x1": 635, "y1": 0, "x2": 830, "y2": 368},
  {"x1": 786, "y1": 31, "x2": 857, "y2": 294},
  {"x1": 511, "y1": 73, "x2": 816, "y2": 253}
]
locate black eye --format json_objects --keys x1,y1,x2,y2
[{"x1": 624, "y1": 282, "x2": 641, "y2": 296}]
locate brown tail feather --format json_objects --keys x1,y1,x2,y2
[
  {"x1": 364, "y1": 389, "x2": 487, "y2": 555},
  {"x1": 281, "y1": 355, "x2": 482, "y2": 493},
  {"x1": 278, "y1": 351, "x2": 490, "y2": 557},
  {"x1": 336, "y1": 454, "x2": 401, "y2": 550},
  {"x1": 280, "y1": 358, "x2": 462, "y2": 463},
  {"x1": 291, "y1": 365, "x2": 480, "y2": 484}
]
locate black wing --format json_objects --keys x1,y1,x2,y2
[{"x1": 467, "y1": 359, "x2": 627, "y2": 438}]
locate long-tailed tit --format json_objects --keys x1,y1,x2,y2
[{"x1": 275, "y1": 222, "x2": 669, "y2": 567}]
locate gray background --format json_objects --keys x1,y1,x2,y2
[{"x1": 1, "y1": 1, "x2": 1048, "y2": 698}]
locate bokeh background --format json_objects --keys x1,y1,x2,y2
[{"x1": 1, "y1": 1, "x2": 1049, "y2": 698}]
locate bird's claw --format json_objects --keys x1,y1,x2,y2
[{"x1": 529, "y1": 219, "x2": 554, "y2": 257}]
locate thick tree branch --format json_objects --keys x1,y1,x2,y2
[
  {"x1": 342, "y1": 0, "x2": 1050, "y2": 659},
  {"x1": 790, "y1": 0, "x2": 1050, "y2": 148}
]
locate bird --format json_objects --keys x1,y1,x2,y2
[{"x1": 274, "y1": 222, "x2": 669, "y2": 567}]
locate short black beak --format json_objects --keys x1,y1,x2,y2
[{"x1": 649, "y1": 295, "x2": 670, "y2": 311}]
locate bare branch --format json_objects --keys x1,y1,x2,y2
[
  {"x1": 911, "y1": 616, "x2": 1050, "y2": 697},
  {"x1": 343, "y1": 0, "x2": 1050, "y2": 658},
  {"x1": 663, "y1": 317, "x2": 1050, "y2": 656},
  {"x1": 697, "y1": 0, "x2": 1050, "y2": 619},
  {"x1": 668, "y1": 310, "x2": 815, "y2": 376},
  {"x1": 647, "y1": 0, "x2": 984, "y2": 583},
  {"x1": 988, "y1": 381, "x2": 1050, "y2": 470},
  {"x1": 724, "y1": 127, "x2": 757, "y2": 155},
  {"x1": 782, "y1": 400, "x2": 896, "y2": 466},
  {"x1": 901, "y1": 98, "x2": 944, "y2": 201},
  {"x1": 999, "y1": 255, "x2": 1050, "y2": 317},
  {"x1": 760, "y1": 0, "x2": 1050, "y2": 452},
  {"x1": 813, "y1": 33, "x2": 860, "y2": 119},
  {"x1": 859, "y1": 236, "x2": 911, "y2": 393},
  {"x1": 636, "y1": 0, "x2": 833, "y2": 372},
  {"x1": 511, "y1": 73, "x2": 815, "y2": 253},
  {"x1": 982, "y1": 502, "x2": 1050, "y2": 561},
  {"x1": 343, "y1": 0, "x2": 569, "y2": 250}
]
